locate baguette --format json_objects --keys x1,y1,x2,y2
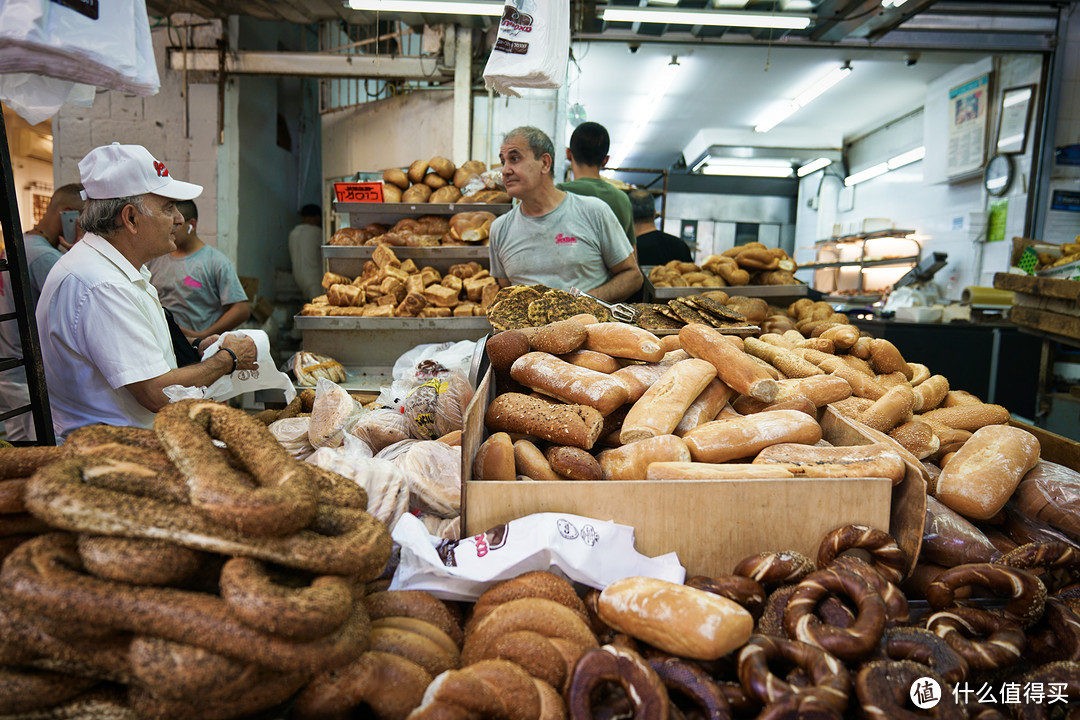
[
  {"x1": 751, "y1": 442, "x2": 906, "y2": 484},
  {"x1": 743, "y1": 337, "x2": 824, "y2": 379},
  {"x1": 682, "y1": 409, "x2": 822, "y2": 463},
  {"x1": 913, "y1": 375, "x2": 950, "y2": 412},
  {"x1": 934, "y1": 425, "x2": 1040, "y2": 520},
  {"x1": 510, "y1": 352, "x2": 629, "y2": 416},
  {"x1": 596, "y1": 435, "x2": 690, "y2": 481},
  {"x1": 529, "y1": 320, "x2": 588, "y2": 355},
  {"x1": 680, "y1": 324, "x2": 778, "y2": 402},
  {"x1": 558, "y1": 350, "x2": 621, "y2": 375},
  {"x1": 582, "y1": 323, "x2": 664, "y2": 362},
  {"x1": 620, "y1": 359, "x2": 717, "y2": 444},
  {"x1": 920, "y1": 403, "x2": 1010, "y2": 432},
  {"x1": 645, "y1": 462, "x2": 794, "y2": 480},
  {"x1": 611, "y1": 364, "x2": 669, "y2": 403},
  {"x1": 597, "y1": 576, "x2": 753, "y2": 660},
  {"x1": 857, "y1": 384, "x2": 916, "y2": 433},
  {"x1": 673, "y1": 379, "x2": 734, "y2": 436},
  {"x1": 485, "y1": 393, "x2": 603, "y2": 450}
]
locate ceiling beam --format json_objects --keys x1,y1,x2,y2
[
  {"x1": 810, "y1": 0, "x2": 887, "y2": 42},
  {"x1": 167, "y1": 48, "x2": 452, "y2": 80}
]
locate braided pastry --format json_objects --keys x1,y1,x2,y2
[
  {"x1": 736, "y1": 634, "x2": 850, "y2": 713},
  {"x1": 816, "y1": 524, "x2": 907, "y2": 585},
  {"x1": 783, "y1": 567, "x2": 887, "y2": 661},
  {"x1": 925, "y1": 607, "x2": 1025, "y2": 671}
]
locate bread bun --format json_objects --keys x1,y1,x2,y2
[
  {"x1": 407, "y1": 160, "x2": 429, "y2": 184},
  {"x1": 461, "y1": 160, "x2": 486, "y2": 175},
  {"x1": 402, "y1": 184, "x2": 433, "y2": 203},
  {"x1": 383, "y1": 183, "x2": 403, "y2": 203},
  {"x1": 382, "y1": 168, "x2": 409, "y2": 189},
  {"x1": 423, "y1": 173, "x2": 449, "y2": 189},
  {"x1": 430, "y1": 185, "x2": 463, "y2": 204},
  {"x1": 453, "y1": 168, "x2": 479, "y2": 189},
  {"x1": 429, "y1": 156, "x2": 456, "y2": 180}
]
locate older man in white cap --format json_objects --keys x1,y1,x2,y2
[{"x1": 36, "y1": 143, "x2": 257, "y2": 438}]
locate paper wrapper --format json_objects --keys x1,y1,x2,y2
[{"x1": 389, "y1": 511, "x2": 685, "y2": 601}]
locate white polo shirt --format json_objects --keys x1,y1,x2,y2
[{"x1": 36, "y1": 232, "x2": 176, "y2": 438}]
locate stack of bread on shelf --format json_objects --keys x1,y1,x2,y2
[
  {"x1": 329, "y1": 211, "x2": 496, "y2": 248},
  {"x1": 300, "y1": 245, "x2": 497, "y2": 318},
  {"x1": 649, "y1": 242, "x2": 800, "y2": 288},
  {"x1": 381, "y1": 156, "x2": 510, "y2": 205}
]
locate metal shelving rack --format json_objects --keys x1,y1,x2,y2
[
  {"x1": 0, "y1": 112, "x2": 55, "y2": 445},
  {"x1": 795, "y1": 229, "x2": 920, "y2": 306}
]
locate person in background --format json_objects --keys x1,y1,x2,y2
[
  {"x1": 36, "y1": 143, "x2": 257, "y2": 439},
  {"x1": 629, "y1": 188, "x2": 692, "y2": 267},
  {"x1": 147, "y1": 199, "x2": 250, "y2": 344},
  {"x1": 557, "y1": 121, "x2": 635, "y2": 247},
  {"x1": 0, "y1": 184, "x2": 84, "y2": 441},
  {"x1": 288, "y1": 204, "x2": 324, "y2": 301},
  {"x1": 489, "y1": 126, "x2": 642, "y2": 302}
]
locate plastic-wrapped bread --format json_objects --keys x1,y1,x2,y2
[{"x1": 1012, "y1": 460, "x2": 1080, "y2": 544}]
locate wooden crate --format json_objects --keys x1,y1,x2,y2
[
  {"x1": 461, "y1": 370, "x2": 922, "y2": 579},
  {"x1": 994, "y1": 272, "x2": 1080, "y2": 341}
]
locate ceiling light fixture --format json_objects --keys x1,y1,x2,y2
[
  {"x1": 347, "y1": 0, "x2": 503, "y2": 15},
  {"x1": 755, "y1": 61, "x2": 852, "y2": 133},
  {"x1": 881, "y1": 0, "x2": 911, "y2": 7},
  {"x1": 844, "y1": 162, "x2": 888, "y2": 186},
  {"x1": 607, "y1": 60, "x2": 681, "y2": 170},
  {"x1": 602, "y1": 7, "x2": 812, "y2": 30},
  {"x1": 796, "y1": 157, "x2": 832, "y2": 177},
  {"x1": 887, "y1": 146, "x2": 925, "y2": 169},
  {"x1": 701, "y1": 159, "x2": 794, "y2": 178}
]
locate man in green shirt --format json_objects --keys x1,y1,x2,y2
[{"x1": 558, "y1": 122, "x2": 635, "y2": 248}]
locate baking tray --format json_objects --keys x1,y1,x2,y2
[
  {"x1": 644, "y1": 277, "x2": 809, "y2": 301},
  {"x1": 334, "y1": 202, "x2": 513, "y2": 223}
]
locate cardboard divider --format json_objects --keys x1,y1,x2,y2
[{"x1": 462, "y1": 368, "x2": 914, "y2": 579}]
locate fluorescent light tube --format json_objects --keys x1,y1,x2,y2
[
  {"x1": 755, "y1": 63, "x2": 851, "y2": 133},
  {"x1": 797, "y1": 158, "x2": 832, "y2": 177},
  {"x1": 702, "y1": 161, "x2": 793, "y2": 177},
  {"x1": 887, "y1": 146, "x2": 925, "y2": 169},
  {"x1": 348, "y1": 0, "x2": 503, "y2": 15},
  {"x1": 881, "y1": 0, "x2": 910, "y2": 7},
  {"x1": 844, "y1": 162, "x2": 888, "y2": 186},
  {"x1": 602, "y1": 7, "x2": 811, "y2": 29}
]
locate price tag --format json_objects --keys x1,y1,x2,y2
[{"x1": 333, "y1": 182, "x2": 385, "y2": 203}]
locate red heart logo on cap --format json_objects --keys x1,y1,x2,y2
[{"x1": 154, "y1": 161, "x2": 170, "y2": 178}]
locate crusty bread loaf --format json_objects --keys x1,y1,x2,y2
[
  {"x1": 529, "y1": 320, "x2": 588, "y2": 355},
  {"x1": 582, "y1": 323, "x2": 664, "y2": 363},
  {"x1": 673, "y1": 378, "x2": 733, "y2": 435},
  {"x1": 473, "y1": 432, "x2": 516, "y2": 481},
  {"x1": 486, "y1": 330, "x2": 531, "y2": 371},
  {"x1": 513, "y1": 439, "x2": 563, "y2": 481},
  {"x1": 407, "y1": 159, "x2": 429, "y2": 184},
  {"x1": 485, "y1": 393, "x2": 603, "y2": 450},
  {"x1": 680, "y1": 324, "x2": 778, "y2": 402},
  {"x1": 751, "y1": 442, "x2": 906, "y2": 484},
  {"x1": 598, "y1": 576, "x2": 753, "y2": 660},
  {"x1": 645, "y1": 462, "x2": 794, "y2": 480},
  {"x1": 544, "y1": 445, "x2": 601, "y2": 482},
  {"x1": 620, "y1": 359, "x2": 717, "y2": 444},
  {"x1": 934, "y1": 425, "x2": 1040, "y2": 520},
  {"x1": 596, "y1": 435, "x2": 690, "y2": 480},
  {"x1": 558, "y1": 350, "x2": 620, "y2": 375},
  {"x1": 402, "y1": 184, "x2": 432, "y2": 203},
  {"x1": 429, "y1": 156, "x2": 455, "y2": 180},
  {"x1": 382, "y1": 168, "x2": 409, "y2": 190},
  {"x1": 682, "y1": 409, "x2": 822, "y2": 463},
  {"x1": 430, "y1": 185, "x2": 462, "y2": 204},
  {"x1": 510, "y1": 352, "x2": 629, "y2": 416}
]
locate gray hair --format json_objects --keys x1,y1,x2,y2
[
  {"x1": 504, "y1": 126, "x2": 555, "y2": 175},
  {"x1": 79, "y1": 195, "x2": 151, "y2": 236}
]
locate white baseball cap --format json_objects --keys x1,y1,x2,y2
[{"x1": 78, "y1": 143, "x2": 202, "y2": 201}]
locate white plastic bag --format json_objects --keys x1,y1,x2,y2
[
  {"x1": 482, "y1": 0, "x2": 570, "y2": 97},
  {"x1": 390, "y1": 512, "x2": 685, "y2": 601},
  {"x1": 199, "y1": 330, "x2": 296, "y2": 404}
]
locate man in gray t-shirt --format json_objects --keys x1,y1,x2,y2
[
  {"x1": 146, "y1": 200, "x2": 250, "y2": 339},
  {"x1": 489, "y1": 126, "x2": 642, "y2": 302}
]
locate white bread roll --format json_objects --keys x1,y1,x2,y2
[
  {"x1": 597, "y1": 576, "x2": 753, "y2": 660},
  {"x1": 934, "y1": 425, "x2": 1040, "y2": 520}
]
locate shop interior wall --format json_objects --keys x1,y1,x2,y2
[
  {"x1": 794, "y1": 53, "x2": 1044, "y2": 300},
  {"x1": 1043, "y1": 6, "x2": 1080, "y2": 245},
  {"x1": 2, "y1": 109, "x2": 53, "y2": 232},
  {"x1": 321, "y1": 89, "x2": 455, "y2": 203},
  {"x1": 471, "y1": 89, "x2": 569, "y2": 179},
  {"x1": 51, "y1": 17, "x2": 221, "y2": 249}
]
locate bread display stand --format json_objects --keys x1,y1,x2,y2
[
  {"x1": 461, "y1": 367, "x2": 923, "y2": 579},
  {"x1": 324, "y1": 245, "x2": 491, "y2": 279},
  {"x1": 643, "y1": 277, "x2": 809, "y2": 304}
]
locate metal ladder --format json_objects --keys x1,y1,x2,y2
[{"x1": 0, "y1": 111, "x2": 55, "y2": 445}]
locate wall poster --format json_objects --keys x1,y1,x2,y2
[{"x1": 946, "y1": 73, "x2": 990, "y2": 179}]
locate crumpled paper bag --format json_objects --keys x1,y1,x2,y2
[{"x1": 389, "y1": 512, "x2": 685, "y2": 601}]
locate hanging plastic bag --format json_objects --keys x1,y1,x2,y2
[{"x1": 482, "y1": 0, "x2": 570, "y2": 97}]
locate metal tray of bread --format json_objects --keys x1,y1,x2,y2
[
  {"x1": 322, "y1": 245, "x2": 490, "y2": 261},
  {"x1": 334, "y1": 202, "x2": 513, "y2": 223},
  {"x1": 645, "y1": 278, "x2": 809, "y2": 300}
]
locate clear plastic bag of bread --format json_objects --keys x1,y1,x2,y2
[
  {"x1": 1013, "y1": 460, "x2": 1080, "y2": 544},
  {"x1": 305, "y1": 438, "x2": 410, "y2": 528},
  {"x1": 308, "y1": 377, "x2": 364, "y2": 449},
  {"x1": 268, "y1": 416, "x2": 314, "y2": 461},
  {"x1": 401, "y1": 369, "x2": 475, "y2": 440},
  {"x1": 348, "y1": 407, "x2": 411, "y2": 453},
  {"x1": 921, "y1": 495, "x2": 1000, "y2": 567},
  {"x1": 378, "y1": 439, "x2": 461, "y2": 518}
]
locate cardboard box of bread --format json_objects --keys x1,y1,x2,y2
[
  {"x1": 328, "y1": 211, "x2": 497, "y2": 248},
  {"x1": 299, "y1": 245, "x2": 498, "y2": 318},
  {"x1": 381, "y1": 156, "x2": 511, "y2": 205},
  {"x1": 461, "y1": 299, "x2": 1063, "y2": 577}
]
